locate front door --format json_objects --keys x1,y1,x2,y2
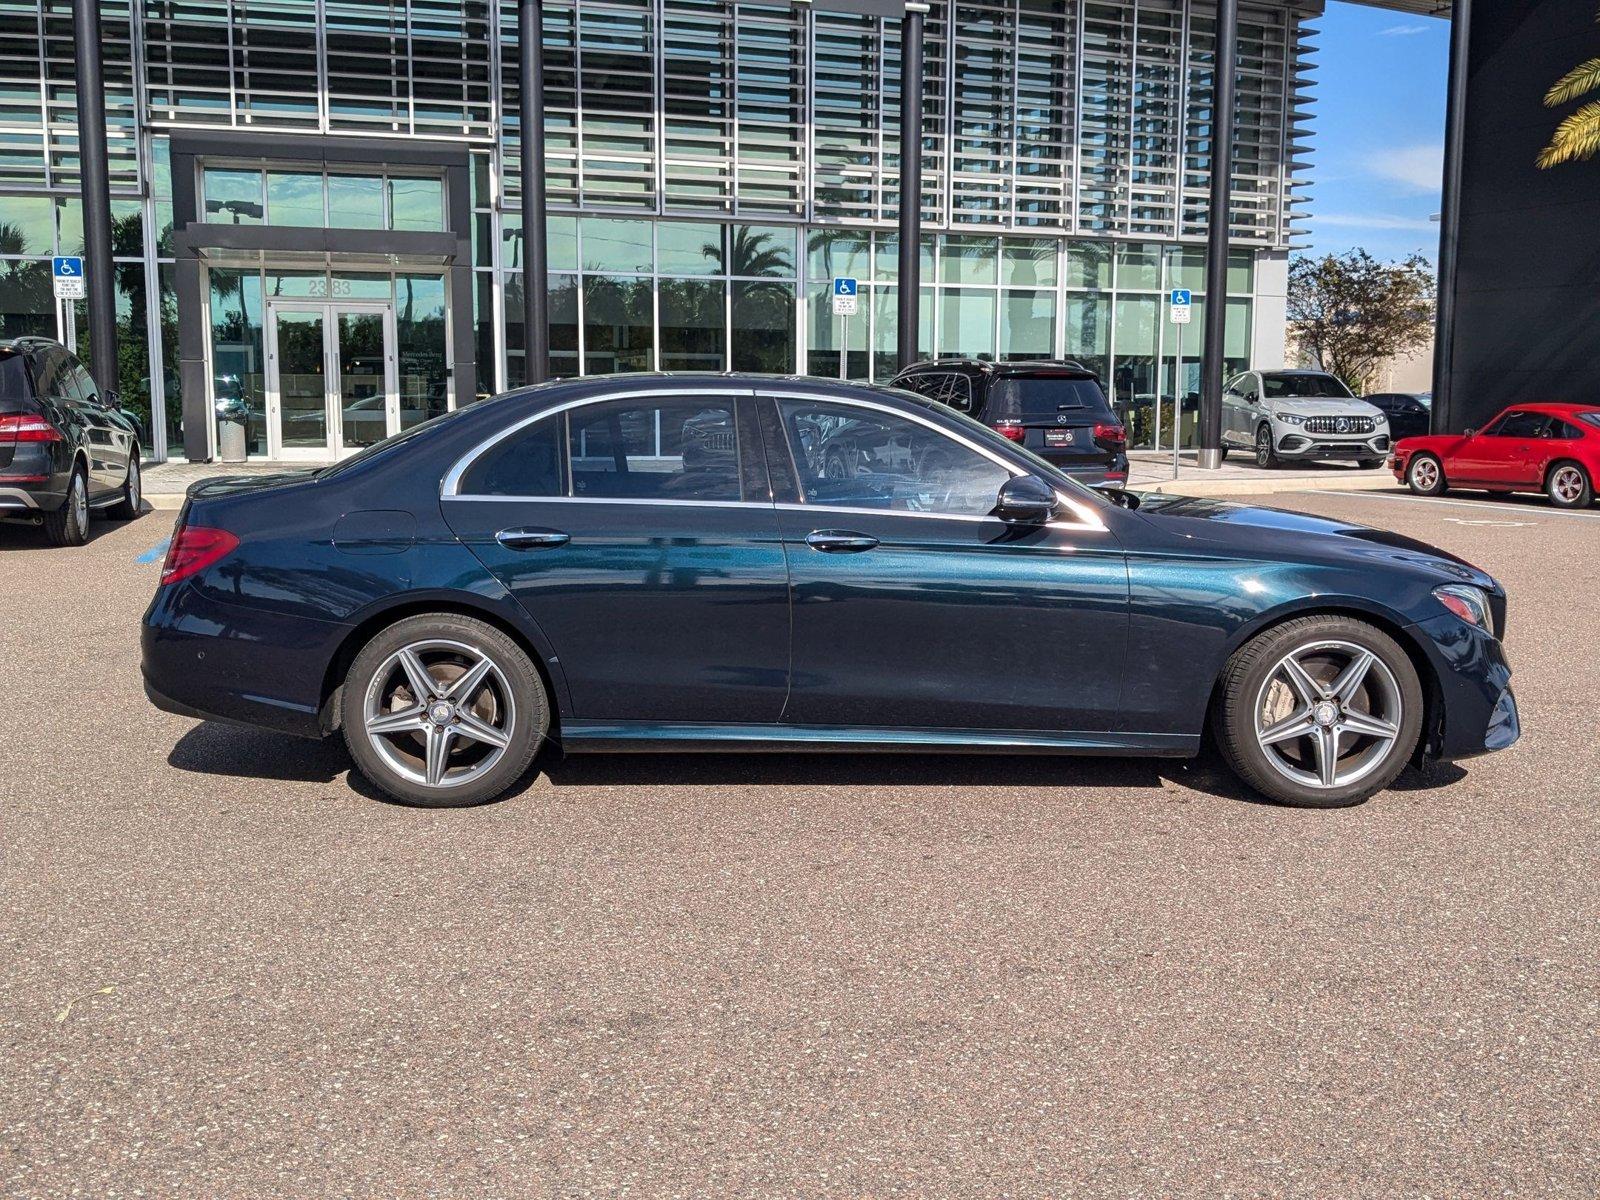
[
  {"x1": 266, "y1": 301, "x2": 397, "y2": 460},
  {"x1": 760, "y1": 393, "x2": 1130, "y2": 733}
]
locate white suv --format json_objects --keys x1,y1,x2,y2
[{"x1": 1222, "y1": 370, "x2": 1391, "y2": 469}]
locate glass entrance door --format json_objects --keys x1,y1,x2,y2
[{"x1": 266, "y1": 301, "x2": 396, "y2": 459}]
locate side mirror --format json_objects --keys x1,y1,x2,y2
[
  {"x1": 994, "y1": 474, "x2": 1057, "y2": 524},
  {"x1": 1464, "y1": 428, "x2": 1476, "y2": 437}
]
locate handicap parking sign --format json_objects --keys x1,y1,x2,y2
[
  {"x1": 832, "y1": 276, "x2": 859, "y2": 316},
  {"x1": 52, "y1": 256, "x2": 85, "y2": 299}
]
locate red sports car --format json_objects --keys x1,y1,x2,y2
[{"x1": 1391, "y1": 402, "x2": 1600, "y2": 509}]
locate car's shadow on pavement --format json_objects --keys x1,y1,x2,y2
[{"x1": 166, "y1": 720, "x2": 1468, "y2": 809}]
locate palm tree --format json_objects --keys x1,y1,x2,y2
[{"x1": 1537, "y1": 5, "x2": 1600, "y2": 168}]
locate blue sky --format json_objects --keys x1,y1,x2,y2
[{"x1": 1302, "y1": 1, "x2": 1451, "y2": 264}]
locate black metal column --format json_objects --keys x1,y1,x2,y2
[
  {"x1": 1431, "y1": 0, "x2": 1470, "y2": 434},
  {"x1": 518, "y1": 0, "x2": 550, "y2": 386},
  {"x1": 73, "y1": 0, "x2": 117, "y2": 397},
  {"x1": 1197, "y1": 0, "x2": 1238, "y2": 470},
  {"x1": 895, "y1": 4, "x2": 926, "y2": 373}
]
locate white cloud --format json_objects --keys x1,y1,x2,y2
[
  {"x1": 1365, "y1": 143, "x2": 1445, "y2": 193},
  {"x1": 1312, "y1": 212, "x2": 1439, "y2": 232},
  {"x1": 1378, "y1": 23, "x2": 1431, "y2": 36}
]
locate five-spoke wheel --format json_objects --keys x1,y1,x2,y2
[
  {"x1": 341, "y1": 614, "x2": 548, "y2": 807},
  {"x1": 1216, "y1": 615, "x2": 1424, "y2": 807},
  {"x1": 1546, "y1": 462, "x2": 1592, "y2": 509}
]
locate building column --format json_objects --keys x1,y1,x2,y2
[
  {"x1": 1431, "y1": 0, "x2": 1470, "y2": 435},
  {"x1": 1197, "y1": 0, "x2": 1239, "y2": 470},
  {"x1": 896, "y1": 3, "x2": 928, "y2": 373},
  {"x1": 519, "y1": 0, "x2": 550, "y2": 386},
  {"x1": 72, "y1": 0, "x2": 117, "y2": 400}
]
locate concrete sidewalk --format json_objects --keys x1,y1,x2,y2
[{"x1": 142, "y1": 449, "x2": 1403, "y2": 508}]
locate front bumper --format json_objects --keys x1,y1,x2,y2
[{"x1": 1274, "y1": 432, "x2": 1391, "y2": 461}]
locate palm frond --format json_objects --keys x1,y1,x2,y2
[
  {"x1": 1537, "y1": 101, "x2": 1600, "y2": 168},
  {"x1": 1544, "y1": 57, "x2": 1600, "y2": 107}
]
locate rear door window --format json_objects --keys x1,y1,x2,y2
[
  {"x1": 569, "y1": 397, "x2": 742, "y2": 502},
  {"x1": 986, "y1": 376, "x2": 1112, "y2": 423}
]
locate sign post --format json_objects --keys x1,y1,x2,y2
[
  {"x1": 832, "y1": 276, "x2": 859, "y2": 380},
  {"x1": 1169, "y1": 289, "x2": 1192, "y2": 475}
]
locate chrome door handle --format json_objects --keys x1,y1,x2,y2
[
  {"x1": 495, "y1": 527, "x2": 570, "y2": 550},
  {"x1": 805, "y1": 529, "x2": 879, "y2": 553}
]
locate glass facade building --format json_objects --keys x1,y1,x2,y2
[{"x1": 0, "y1": 0, "x2": 1314, "y2": 462}]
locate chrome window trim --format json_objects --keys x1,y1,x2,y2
[
  {"x1": 761, "y1": 389, "x2": 1109, "y2": 533},
  {"x1": 440, "y1": 386, "x2": 754, "y2": 498},
  {"x1": 443, "y1": 494, "x2": 772, "y2": 510}
]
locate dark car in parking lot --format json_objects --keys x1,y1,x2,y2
[
  {"x1": 1364, "y1": 392, "x2": 1432, "y2": 442},
  {"x1": 891, "y1": 360, "x2": 1129, "y2": 486},
  {"x1": 0, "y1": 337, "x2": 142, "y2": 544},
  {"x1": 143, "y1": 373, "x2": 1518, "y2": 813}
]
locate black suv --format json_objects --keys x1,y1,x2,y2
[
  {"x1": 891, "y1": 359, "x2": 1129, "y2": 486},
  {"x1": 0, "y1": 337, "x2": 142, "y2": 545}
]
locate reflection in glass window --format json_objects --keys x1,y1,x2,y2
[
  {"x1": 778, "y1": 399, "x2": 1011, "y2": 517},
  {"x1": 1002, "y1": 239, "x2": 1058, "y2": 288},
  {"x1": 328, "y1": 174, "x2": 385, "y2": 229},
  {"x1": 1000, "y1": 290, "x2": 1055, "y2": 359},
  {"x1": 807, "y1": 229, "x2": 868, "y2": 283},
  {"x1": 569, "y1": 399, "x2": 741, "y2": 501},
  {"x1": 659, "y1": 279, "x2": 726, "y2": 370},
  {"x1": 732, "y1": 281, "x2": 795, "y2": 372},
  {"x1": 657, "y1": 223, "x2": 724, "y2": 275},
  {"x1": 1, "y1": 196, "x2": 55, "y2": 255},
  {"x1": 389, "y1": 176, "x2": 444, "y2": 231},
  {"x1": 583, "y1": 276, "x2": 653, "y2": 373},
  {"x1": 267, "y1": 171, "x2": 324, "y2": 225},
  {"x1": 730, "y1": 225, "x2": 796, "y2": 278},
  {"x1": 459, "y1": 414, "x2": 562, "y2": 497},
  {"x1": 203, "y1": 168, "x2": 265, "y2": 224},
  {"x1": 1063, "y1": 294, "x2": 1109, "y2": 381},
  {"x1": 582, "y1": 218, "x2": 653, "y2": 273},
  {"x1": 550, "y1": 274, "x2": 580, "y2": 379},
  {"x1": 939, "y1": 288, "x2": 996, "y2": 360},
  {"x1": 1066, "y1": 242, "x2": 1111, "y2": 290},
  {"x1": 208, "y1": 268, "x2": 266, "y2": 456},
  {"x1": 939, "y1": 235, "x2": 998, "y2": 285},
  {"x1": 1114, "y1": 243, "x2": 1162, "y2": 291},
  {"x1": 395, "y1": 274, "x2": 448, "y2": 429}
]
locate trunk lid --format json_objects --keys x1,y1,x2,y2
[
  {"x1": 985, "y1": 373, "x2": 1121, "y2": 464},
  {"x1": 0, "y1": 349, "x2": 39, "y2": 469}
]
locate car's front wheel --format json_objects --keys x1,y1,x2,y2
[
  {"x1": 1406, "y1": 453, "x2": 1447, "y2": 496},
  {"x1": 1214, "y1": 615, "x2": 1424, "y2": 808},
  {"x1": 1546, "y1": 461, "x2": 1593, "y2": 509},
  {"x1": 341, "y1": 613, "x2": 549, "y2": 807},
  {"x1": 1255, "y1": 424, "x2": 1279, "y2": 469}
]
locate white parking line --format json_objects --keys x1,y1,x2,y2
[{"x1": 1322, "y1": 491, "x2": 1600, "y2": 522}]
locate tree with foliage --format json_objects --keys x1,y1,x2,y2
[
  {"x1": 1537, "y1": 5, "x2": 1600, "y2": 168},
  {"x1": 1287, "y1": 250, "x2": 1435, "y2": 393}
]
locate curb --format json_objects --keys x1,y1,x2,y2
[
  {"x1": 144, "y1": 494, "x2": 187, "y2": 511},
  {"x1": 1134, "y1": 473, "x2": 1401, "y2": 499}
]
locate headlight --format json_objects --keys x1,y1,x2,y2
[
  {"x1": 1277, "y1": 413, "x2": 1306, "y2": 426},
  {"x1": 1373, "y1": 414, "x2": 1389, "y2": 427},
  {"x1": 1434, "y1": 584, "x2": 1495, "y2": 636}
]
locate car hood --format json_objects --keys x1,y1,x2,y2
[
  {"x1": 1129, "y1": 493, "x2": 1497, "y2": 589},
  {"x1": 1269, "y1": 398, "x2": 1381, "y2": 418}
]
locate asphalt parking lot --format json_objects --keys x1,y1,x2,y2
[{"x1": 3, "y1": 489, "x2": 1598, "y2": 1197}]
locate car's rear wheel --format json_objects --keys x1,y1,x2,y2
[
  {"x1": 1406, "y1": 453, "x2": 1447, "y2": 496},
  {"x1": 1214, "y1": 615, "x2": 1424, "y2": 808},
  {"x1": 1255, "y1": 424, "x2": 1279, "y2": 469},
  {"x1": 1546, "y1": 461, "x2": 1593, "y2": 509},
  {"x1": 341, "y1": 613, "x2": 549, "y2": 807},
  {"x1": 43, "y1": 464, "x2": 89, "y2": 547},
  {"x1": 108, "y1": 452, "x2": 142, "y2": 520}
]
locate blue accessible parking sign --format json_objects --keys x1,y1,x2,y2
[{"x1": 52, "y1": 256, "x2": 85, "y2": 299}]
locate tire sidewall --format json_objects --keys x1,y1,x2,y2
[
  {"x1": 341, "y1": 614, "x2": 549, "y2": 807},
  {"x1": 1215, "y1": 615, "x2": 1425, "y2": 808}
]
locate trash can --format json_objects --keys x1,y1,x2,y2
[{"x1": 215, "y1": 398, "x2": 249, "y2": 463}]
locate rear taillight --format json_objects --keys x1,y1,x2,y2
[
  {"x1": 0, "y1": 413, "x2": 62, "y2": 442},
  {"x1": 994, "y1": 419, "x2": 1026, "y2": 443},
  {"x1": 1092, "y1": 421, "x2": 1127, "y2": 447},
  {"x1": 160, "y1": 526, "x2": 239, "y2": 586}
]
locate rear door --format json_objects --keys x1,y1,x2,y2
[
  {"x1": 761, "y1": 391, "x2": 1130, "y2": 733},
  {"x1": 981, "y1": 372, "x2": 1117, "y2": 472},
  {"x1": 441, "y1": 388, "x2": 792, "y2": 724}
]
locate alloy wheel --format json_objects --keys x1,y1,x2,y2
[
  {"x1": 1551, "y1": 465, "x2": 1586, "y2": 505},
  {"x1": 1253, "y1": 639, "x2": 1404, "y2": 790},
  {"x1": 1410, "y1": 457, "x2": 1439, "y2": 492},
  {"x1": 1256, "y1": 427, "x2": 1272, "y2": 467},
  {"x1": 127, "y1": 459, "x2": 140, "y2": 510},
  {"x1": 361, "y1": 639, "x2": 516, "y2": 789},
  {"x1": 71, "y1": 474, "x2": 87, "y2": 532}
]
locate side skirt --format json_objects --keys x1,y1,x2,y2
[{"x1": 558, "y1": 722, "x2": 1199, "y2": 757}]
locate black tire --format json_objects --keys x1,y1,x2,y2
[
  {"x1": 341, "y1": 613, "x2": 550, "y2": 808},
  {"x1": 1254, "y1": 424, "x2": 1279, "y2": 469},
  {"x1": 1406, "y1": 452, "x2": 1447, "y2": 496},
  {"x1": 1358, "y1": 458, "x2": 1385, "y2": 471},
  {"x1": 1213, "y1": 614, "x2": 1424, "y2": 809},
  {"x1": 1217, "y1": 446, "x2": 1229, "y2": 463},
  {"x1": 43, "y1": 463, "x2": 89, "y2": 547},
  {"x1": 107, "y1": 451, "x2": 142, "y2": 520},
  {"x1": 1546, "y1": 460, "x2": 1593, "y2": 509}
]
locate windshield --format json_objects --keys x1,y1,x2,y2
[
  {"x1": 0, "y1": 351, "x2": 31, "y2": 404},
  {"x1": 989, "y1": 376, "x2": 1113, "y2": 421},
  {"x1": 903, "y1": 394, "x2": 1111, "y2": 509},
  {"x1": 1261, "y1": 373, "x2": 1354, "y2": 400}
]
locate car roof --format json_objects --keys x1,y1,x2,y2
[
  {"x1": 0, "y1": 336, "x2": 61, "y2": 353},
  {"x1": 1499, "y1": 401, "x2": 1600, "y2": 416}
]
